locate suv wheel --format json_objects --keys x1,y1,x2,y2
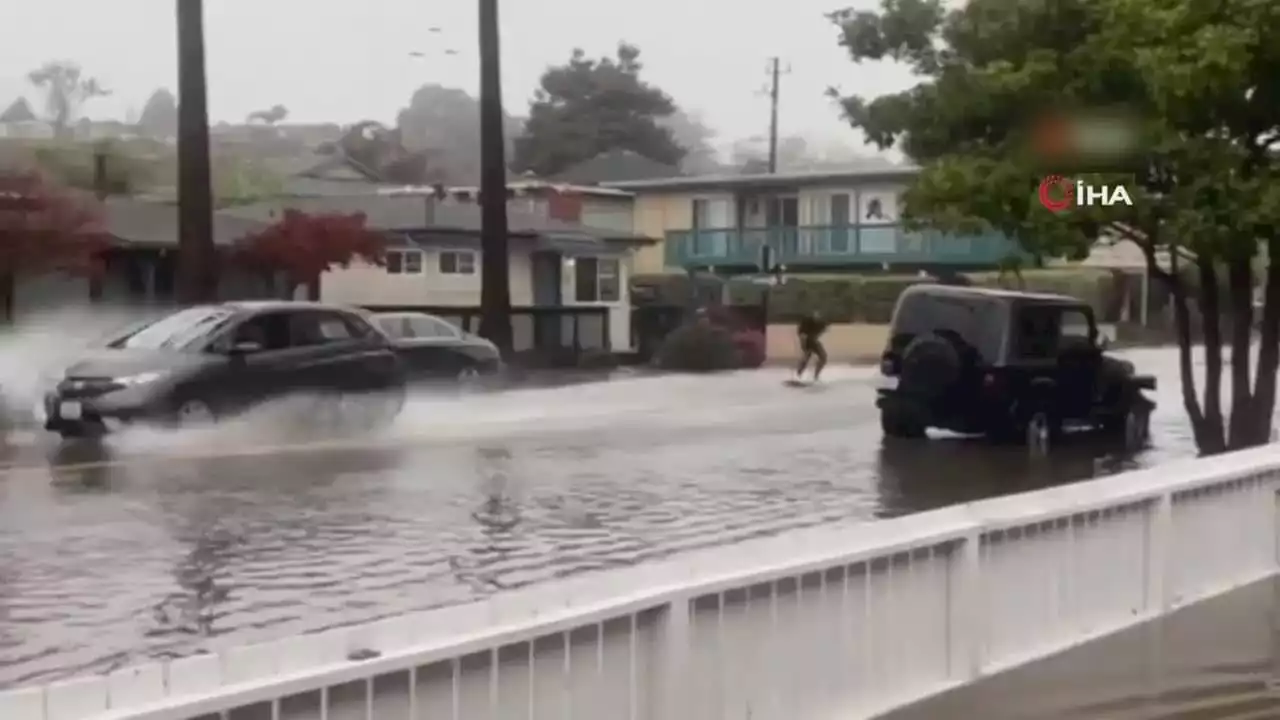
[{"x1": 881, "y1": 410, "x2": 926, "y2": 439}]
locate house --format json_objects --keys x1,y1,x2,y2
[
  {"x1": 602, "y1": 167, "x2": 1021, "y2": 275},
  {"x1": 10, "y1": 198, "x2": 272, "y2": 322},
  {"x1": 0, "y1": 98, "x2": 52, "y2": 140},
  {"x1": 221, "y1": 194, "x2": 656, "y2": 352}
]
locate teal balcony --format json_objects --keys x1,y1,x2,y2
[{"x1": 664, "y1": 225, "x2": 1024, "y2": 270}]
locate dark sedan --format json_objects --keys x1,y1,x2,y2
[
  {"x1": 371, "y1": 312, "x2": 503, "y2": 383},
  {"x1": 43, "y1": 301, "x2": 407, "y2": 438}
]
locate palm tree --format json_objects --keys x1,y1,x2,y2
[
  {"x1": 175, "y1": 0, "x2": 216, "y2": 303},
  {"x1": 477, "y1": 0, "x2": 513, "y2": 355}
]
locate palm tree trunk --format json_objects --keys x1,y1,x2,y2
[
  {"x1": 175, "y1": 0, "x2": 217, "y2": 303},
  {"x1": 476, "y1": 0, "x2": 513, "y2": 356}
]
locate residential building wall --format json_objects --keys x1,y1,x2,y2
[
  {"x1": 629, "y1": 182, "x2": 910, "y2": 272},
  {"x1": 320, "y1": 247, "x2": 535, "y2": 307},
  {"x1": 631, "y1": 193, "x2": 695, "y2": 274},
  {"x1": 320, "y1": 247, "x2": 634, "y2": 352}
]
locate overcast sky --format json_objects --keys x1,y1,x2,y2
[{"x1": 0, "y1": 0, "x2": 915, "y2": 151}]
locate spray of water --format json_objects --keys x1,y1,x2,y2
[{"x1": 0, "y1": 306, "x2": 879, "y2": 460}]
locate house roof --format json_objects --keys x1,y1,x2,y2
[
  {"x1": 219, "y1": 194, "x2": 655, "y2": 245},
  {"x1": 552, "y1": 150, "x2": 683, "y2": 185},
  {"x1": 0, "y1": 98, "x2": 37, "y2": 123},
  {"x1": 104, "y1": 197, "x2": 267, "y2": 246},
  {"x1": 600, "y1": 165, "x2": 922, "y2": 192}
]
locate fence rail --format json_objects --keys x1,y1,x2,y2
[{"x1": 4, "y1": 445, "x2": 1279, "y2": 719}]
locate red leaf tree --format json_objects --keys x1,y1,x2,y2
[
  {"x1": 0, "y1": 169, "x2": 108, "y2": 320},
  {"x1": 234, "y1": 209, "x2": 386, "y2": 300}
]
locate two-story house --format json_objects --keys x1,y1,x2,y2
[{"x1": 604, "y1": 167, "x2": 1021, "y2": 275}]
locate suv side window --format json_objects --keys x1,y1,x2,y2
[
  {"x1": 1014, "y1": 304, "x2": 1093, "y2": 359},
  {"x1": 1060, "y1": 308, "x2": 1093, "y2": 342},
  {"x1": 408, "y1": 315, "x2": 460, "y2": 339},
  {"x1": 290, "y1": 311, "x2": 358, "y2": 347},
  {"x1": 228, "y1": 312, "x2": 292, "y2": 351}
]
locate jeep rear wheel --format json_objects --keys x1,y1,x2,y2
[{"x1": 881, "y1": 411, "x2": 926, "y2": 439}]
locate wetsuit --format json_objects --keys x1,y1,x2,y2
[{"x1": 796, "y1": 316, "x2": 829, "y2": 380}]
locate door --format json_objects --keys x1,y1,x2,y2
[
  {"x1": 531, "y1": 251, "x2": 563, "y2": 306},
  {"x1": 1054, "y1": 306, "x2": 1101, "y2": 419},
  {"x1": 286, "y1": 309, "x2": 372, "y2": 394},
  {"x1": 212, "y1": 311, "x2": 301, "y2": 414},
  {"x1": 400, "y1": 314, "x2": 469, "y2": 378}
]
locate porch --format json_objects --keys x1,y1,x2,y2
[
  {"x1": 665, "y1": 187, "x2": 1024, "y2": 272},
  {"x1": 664, "y1": 226, "x2": 1023, "y2": 271}
]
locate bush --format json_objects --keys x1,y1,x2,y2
[
  {"x1": 732, "y1": 329, "x2": 767, "y2": 368},
  {"x1": 653, "y1": 321, "x2": 743, "y2": 372}
]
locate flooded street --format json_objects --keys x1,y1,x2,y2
[{"x1": 0, "y1": 317, "x2": 1213, "y2": 688}]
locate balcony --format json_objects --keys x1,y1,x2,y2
[{"x1": 664, "y1": 225, "x2": 1025, "y2": 270}]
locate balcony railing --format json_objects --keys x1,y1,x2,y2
[{"x1": 664, "y1": 225, "x2": 1024, "y2": 269}]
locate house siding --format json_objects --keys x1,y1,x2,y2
[
  {"x1": 562, "y1": 250, "x2": 632, "y2": 352},
  {"x1": 632, "y1": 193, "x2": 695, "y2": 274},
  {"x1": 320, "y1": 248, "x2": 535, "y2": 307},
  {"x1": 579, "y1": 197, "x2": 634, "y2": 233}
]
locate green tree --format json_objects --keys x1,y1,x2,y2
[
  {"x1": 830, "y1": 0, "x2": 1280, "y2": 455},
  {"x1": 27, "y1": 61, "x2": 110, "y2": 138},
  {"x1": 138, "y1": 88, "x2": 178, "y2": 137},
  {"x1": 513, "y1": 43, "x2": 685, "y2": 177}
]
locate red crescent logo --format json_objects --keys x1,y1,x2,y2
[{"x1": 1038, "y1": 175, "x2": 1073, "y2": 212}]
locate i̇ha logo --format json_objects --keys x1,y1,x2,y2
[{"x1": 1038, "y1": 175, "x2": 1133, "y2": 212}]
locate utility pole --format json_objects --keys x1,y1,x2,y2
[
  {"x1": 767, "y1": 57, "x2": 781, "y2": 174},
  {"x1": 175, "y1": 0, "x2": 216, "y2": 303},
  {"x1": 477, "y1": 0, "x2": 513, "y2": 355}
]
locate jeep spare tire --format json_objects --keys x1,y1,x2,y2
[{"x1": 899, "y1": 334, "x2": 961, "y2": 397}]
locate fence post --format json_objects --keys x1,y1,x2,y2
[
  {"x1": 947, "y1": 532, "x2": 983, "y2": 682},
  {"x1": 659, "y1": 595, "x2": 692, "y2": 718},
  {"x1": 1145, "y1": 493, "x2": 1174, "y2": 613}
]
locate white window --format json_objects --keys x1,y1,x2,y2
[
  {"x1": 439, "y1": 250, "x2": 476, "y2": 275},
  {"x1": 386, "y1": 249, "x2": 424, "y2": 275},
  {"x1": 574, "y1": 256, "x2": 621, "y2": 302}
]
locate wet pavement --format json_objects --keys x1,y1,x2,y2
[
  {"x1": 883, "y1": 577, "x2": 1280, "y2": 720},
  {"x1": 0, "y1": 345, "x2": 1205, "y2": 688}
]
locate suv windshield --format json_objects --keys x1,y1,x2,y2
[
  {"x1": 888, "y1": 291, "x2": 1004, "y2": 361},
  {"x1": 106, "y1": 307, "x2": 239, "y2": 351}
]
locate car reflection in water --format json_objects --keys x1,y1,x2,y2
[{"x1": 874, "y1": 432, "x2": 1148, "y2": 519}]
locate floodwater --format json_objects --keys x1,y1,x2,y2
[
  {"x1": 883, "y1": 578, "x2": 1280, "y2": 720},
  {"x1": 0, "y1": 311, "x2": 1216, "y2": 687}
]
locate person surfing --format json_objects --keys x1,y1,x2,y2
[{"x1": 793, "y1": 310, "x2": 829, "y2": 384}]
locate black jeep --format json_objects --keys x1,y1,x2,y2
[{"x1": 875, "y1": 285, "x2": 1155, "y2": 449}]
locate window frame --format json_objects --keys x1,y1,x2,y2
[
  {"x1": 386, "y1": 249, "x2": 425, "y2": 275},
  {"x1": 439, "y1": 250, "x2": 477, "y2": 275},
  {"x1": 573, "y1": 256, "x2": 622, "y2": 303}
]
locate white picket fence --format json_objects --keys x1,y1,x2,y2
[{"x1": 4, "y1": 444, "x2": 1279, "y2": 720}]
